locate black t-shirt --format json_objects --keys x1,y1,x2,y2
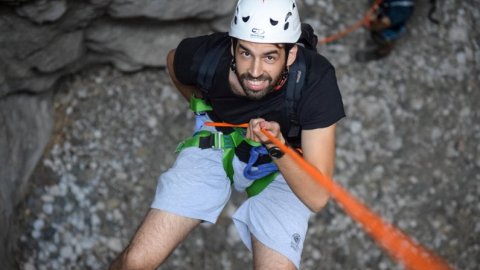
[{"x1": 174, "y1": 32, "x2": 345, "y2": 162}]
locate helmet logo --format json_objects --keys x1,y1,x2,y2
[
  {"x1": 252, "y1": 28, "x2": 265, "y2": 35},
  {"x1": 251, "y1": 28, "x2": 265, "y2": 39}
]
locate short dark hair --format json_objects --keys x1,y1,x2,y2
[{"x1": 231, "y1": 38, "x2": 295, "y2": 63}]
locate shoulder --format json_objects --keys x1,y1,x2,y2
[
  {"x1": 294, "y1": 47, "x2": 345, "y2": 129},
  {"x1": 300, "y1": 47, "x2": 335, "y2": 79},
  {"x1": 293, "y1": 47, "x2": 337, "y2": 93},
  {"x1": 174, "y1": 32, "x2": 230, "y2": 85}
]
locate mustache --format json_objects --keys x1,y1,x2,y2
[{"x1": 239, "y1": 73, "x2": 272, "y2": 82}]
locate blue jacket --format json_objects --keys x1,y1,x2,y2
[{"x1": 378, "y1": 0, "x2": 415, "y2": 41}]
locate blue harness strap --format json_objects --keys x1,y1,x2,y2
[{"x1": 243, "y1": 146, "x2": 279, "y2": 180}]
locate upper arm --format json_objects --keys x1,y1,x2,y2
[
  {"x1": 296, "y1": 58, "x2": 343, "y2": 178},
  {"x1": 166, "y1": 49, "x2": 177, "y2": 81},
  {"x1": 300, "y1": 124, "x2": 337, "y2": 179},
  {"x1": 166, "y1": 48, "x2": 202, "y2": 101}
]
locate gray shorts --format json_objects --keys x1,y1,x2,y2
[{"x1": 151, "y1": 147, "x2": 312, "y2": 269}]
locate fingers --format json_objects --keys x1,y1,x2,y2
[
  {"x1": 246, "y1": 118, "x2": 264, "y2": 142},
  {"x1": 246, "y1": 118, "x2": 283, "y2": 146}
]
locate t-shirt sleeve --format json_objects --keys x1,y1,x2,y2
[
  {"x1": 298, "y1": 63, "x2": 346, "y2": 129},
  {"x1": 173, "y1": 35, "x2": 210, "y2": 86}
]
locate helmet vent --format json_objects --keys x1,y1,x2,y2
[
  {"x1": 242, "y1": 16, "x2": 250, "y2": 22},
  {"x1": 284, "y1": 22, "x2": 290, "y2": 30},
  {"x1": 234, "y1": 16, "x2": 238, "y2": 24},
  {"x1": 285, "y1": 12, "x2": 292, "y2": 22},
  {"x1": 270, "y1": 19, "x2": 278, "y2": 26}
]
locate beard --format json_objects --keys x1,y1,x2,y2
[{"x1": 237, "y1": 72, "x2": 280, "y2": 100}]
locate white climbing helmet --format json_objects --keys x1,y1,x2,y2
[{"x1": 229, "y1": 0, "x2": 302, "y2": 44}]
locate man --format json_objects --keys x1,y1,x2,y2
[
  {"x1": 357, "y1": 0, "x2": 415, "y2": 61},
  {"x1": 110, "y1": 0, "x2": 345, "y2": 269}
]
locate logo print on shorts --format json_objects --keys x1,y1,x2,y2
[{"x1": 290, "y1": 233, "x2": 301, "y2": 252}]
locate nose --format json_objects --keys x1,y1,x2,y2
[{"x1": 248, "y1": 59, "x2": 263, "y2": 78}]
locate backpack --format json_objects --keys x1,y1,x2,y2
[{"x1": 196, "y1": 23, "x2": 319, "y2": 139}]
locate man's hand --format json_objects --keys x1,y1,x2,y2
[
  {"x1": 368, "y1": 15, "x2": 392, "y2": 32},
  {"x1": 246, "y1": 118, "x2": 285, "y2": 148}
]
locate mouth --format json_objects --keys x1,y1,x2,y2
[{"x1": 244, "y1": 79, "x2": 269, "y2": 91}]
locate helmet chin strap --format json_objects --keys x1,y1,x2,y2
[
  {"x1": 274, "y1": 68, "x2": 289, "y2": 91},
  {"x1": 230, "y1": 58, "x2": 288, "y2": 91}
]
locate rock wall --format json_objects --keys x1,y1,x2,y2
[
  {"x1": 0, "y1": 0, "x2": 235, "y2": 269},
  {"x1": 0, "y1": 91, "x2": 53, "y2": 268}
]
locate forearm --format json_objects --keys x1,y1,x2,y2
[
  {"x1": 247, "y1": 120, "x2": 336, "y2": 212},
  {"x1": 273, "y1": 151, "x2": 331, "y2": 212}
]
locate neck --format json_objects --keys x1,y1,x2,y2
[{"x1": 229, "y1": 69, "x2": 246, "y2": 97}]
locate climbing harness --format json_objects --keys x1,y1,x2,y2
[
  {"x1": 187, "y1": 24, "x2": 321, "y2": 196},
  {"x1": 244, "y1": 146, "x2": 279, "y2": 180},
  {"x1": 175, "y1": 97, "x2": 280, "y2": 197}
]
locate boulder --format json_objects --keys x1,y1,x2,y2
[
  {"x1": 108, "y1": 0, "x2": 235, "y2": 20},
  {"x1": 0, "y1": 92, "x2": 53, "y2": 270},
  {"x1": 15, "y1": 0, "x2": 67, "y2": 24},
  {"x1": 86, "y1": 19, "x2": 212, "y2": 71}
]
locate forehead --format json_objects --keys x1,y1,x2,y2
[{"x1": 236, "y1": 39, "x2": 284, "y2": 53}]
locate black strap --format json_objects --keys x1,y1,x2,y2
[
  {"x1": 285, "y1": 48, "x2": 306, "y2": 138},
  {"x1": 197, "y1": 34, "x2": 231, "y2": 91},
  {"x1": 198, "y1": 135, "x2": 215, "y2": 149}
]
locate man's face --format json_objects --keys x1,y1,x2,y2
[{"x1": 233, "y1": 40, "x2": 287, "y2": 100}]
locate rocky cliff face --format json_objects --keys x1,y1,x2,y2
[
  {"x1": 2, "y1": 0, "x2": 479, "y2": 269},
  {"x1": 0, "y1": 0, "x2": 234, "y2": 269}
]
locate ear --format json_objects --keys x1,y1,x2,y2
[{"x1": 286, "y1": 45, "x2": 298, "y2": 67}]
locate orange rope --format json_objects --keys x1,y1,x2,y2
[
  {"x1": 318, "y1": 0, "x2": 383, "y2": 45},
  {"x1": 204, "y1": 122, "x2": 248, "y2": 128},
  {"x1": 204, "y1": 121, "x2": 453, "y2": 270}
]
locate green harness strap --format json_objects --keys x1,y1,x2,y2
[
  {"x1": 190, "y1": 96, "x2": 213, "y2": 112},
  {"x1": 175, "y1": 129, "x2": 244, "y2": 181},
  {"x1": 245, "y1": 172, "x2": 278, "y2": 197},
  {"x1": 176, "y1": 97, "x2": 279, "y2": 197}
]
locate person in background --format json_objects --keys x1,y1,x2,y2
[{"x1": 357, "y1": 0, "x2": 415, "y2": 61}]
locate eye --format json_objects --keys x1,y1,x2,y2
[
  {"x1": 265, "y1": 55, "x2": 276, "y2": 63},
  {"x1": 240, "y1": 51, "x2": 251, "y2": 57}
]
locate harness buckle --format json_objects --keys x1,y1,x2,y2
[{"x1": 213, "y1": 131, "x2": 224, "y2": 149}]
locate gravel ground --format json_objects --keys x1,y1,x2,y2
[{"x1": 15, "y1": 0, "x2": 479, "y2": 269}]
